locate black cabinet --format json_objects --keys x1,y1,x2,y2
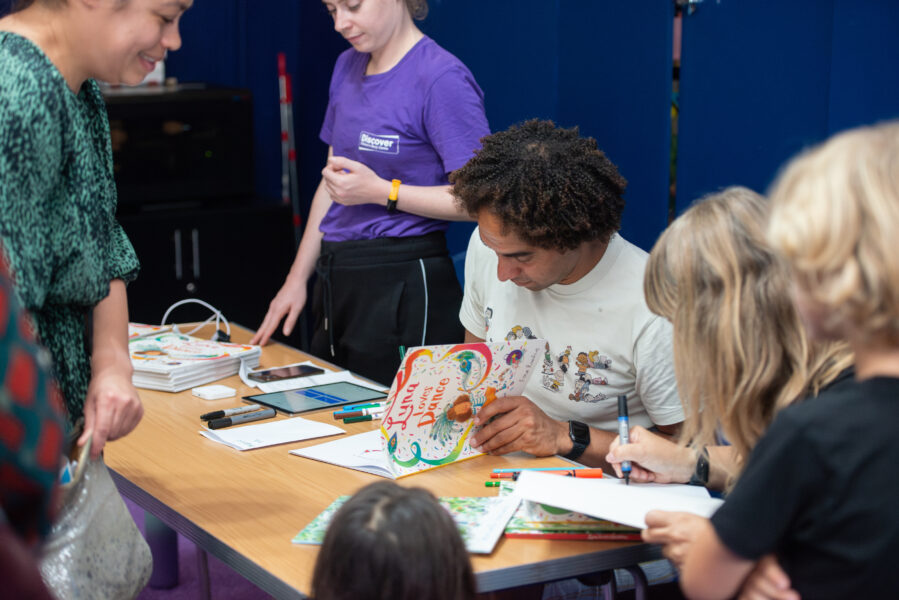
[{"x1": 119, "y1": 204, "x2": 298, "y2": 342}]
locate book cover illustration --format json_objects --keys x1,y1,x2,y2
[
  {"x1": 498, "y1": 481, "x2": 641, "y2": 540},
  {"x1": 379, "y1": 339, "x2": 543, "y2": 478},
  {"x1": 130, "y1": 332, "x2": 259, "y2": 375},
  {"x1": 130, "y1": 331, "x2": 261, "y2": 392},
  {"x1": 128, "y1": 323, "x2": 171, "y2": 340},
  {"x1": 293, "y1": 494, "x2": 520, "y2": 554}
]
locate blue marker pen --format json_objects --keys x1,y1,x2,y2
[{"x1": 617, "y1": 395, "x2": 631, "y2": 485}]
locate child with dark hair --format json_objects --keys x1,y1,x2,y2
[{"x1": 312, "y1": 481, "x2": 475, "y2": 600}]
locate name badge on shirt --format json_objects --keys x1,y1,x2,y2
[{"x1": 358, "y1": 131, "x2": 400, "y2": 154}]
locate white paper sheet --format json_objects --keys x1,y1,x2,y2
[
  {"x1": 200, "y1": 417, "x2": 345, "y2": 451},
  {"x1": 289, "y1": 430, "x2": 394, "y2": 478},
  {"x1": 513, "y1": 470, "x2": 724, "y2": 529}
]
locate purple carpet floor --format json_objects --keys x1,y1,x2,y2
[{"x1": 124, "y1": 497, "x2": 273, "y2": 600}]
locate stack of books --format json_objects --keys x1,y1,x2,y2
[
  {"x1": 499, "y1": 481, "x2": 642, "y2": 541},
  {"x1": 129, "y1": 327, "x2": 261, "y2": 392}
]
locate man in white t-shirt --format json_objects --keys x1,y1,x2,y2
[{"x1": 449, "y1": 120, "x2": 683, "y2": 469}]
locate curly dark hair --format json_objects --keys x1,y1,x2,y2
[{"x1": 450, "y1": 119, "x2": 627, "y2": 251}]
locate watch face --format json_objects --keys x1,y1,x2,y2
[{"x1": 569, "y1": 420, "x2": 589, "y2": 444}]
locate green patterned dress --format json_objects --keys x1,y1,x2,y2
[{"x1": 0, "y1": 31, "x2": 140, "y2": 424}]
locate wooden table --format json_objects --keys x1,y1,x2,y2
[{"x1": 106, "y1": 325, "x2": 660, "y2": 598}]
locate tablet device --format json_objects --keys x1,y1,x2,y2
[{"x1": 243, "y1": 382, "x2": 387, "y2": 415}]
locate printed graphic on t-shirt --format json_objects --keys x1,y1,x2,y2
[
  {"x1": 358, "y1": 131, "x2": 400, "y2": 154},
  {"x1": 494, "y1": 316, "x2": 613, "y2": 404}
]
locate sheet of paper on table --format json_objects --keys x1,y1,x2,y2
[
  {"x1": 200, "y1": 416, "x2": 345, "y2": 451},
  {"x1": 290, "y1": 429, "x2": 394, "y2": 477},
  {"x1": 513, "y1": 470, "x2": 724, "y2": 529}
]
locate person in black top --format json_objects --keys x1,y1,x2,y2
[{"x1": 678, "y1": 122, "x2": 899, "y2": 599}]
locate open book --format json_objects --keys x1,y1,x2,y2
[
  {"x1": 290, "y1": 339, "x2": 543, "y2": 478},
  {"x1": 293, "y1": 493, "x2": 521, "y2": 554}
]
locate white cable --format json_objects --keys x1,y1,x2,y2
[
  {"x1": 160, "y1": 299, "x2": 231, "y2": 339},
  {"x1": 418, "y1": 259, "x2": 428, "y2": 346}
]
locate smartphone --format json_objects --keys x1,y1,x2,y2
[{"x1": 247, "y1": 364, "x2": 326, "y2": 383}]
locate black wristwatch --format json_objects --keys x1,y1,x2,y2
[
  {"x1": 688, "y1": 447, "x2": 710, "y2": 486},
  {"x1": 563, "y1": 420, "x2": 590, "y2": 461}
]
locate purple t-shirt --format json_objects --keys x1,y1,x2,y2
[{"x1": 319, "y1": 36, "x2": 489, "y2": 241}]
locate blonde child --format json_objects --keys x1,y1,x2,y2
[{"x1": 678, "y1": 122, "x2": 899, "y2": 599}]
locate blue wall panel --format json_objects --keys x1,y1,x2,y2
[
  {"x1": 676, "y1": 0, "x2": 833, "y2": 213},
  {"x1": 828, "y1": 0, "x2": 899, "y2": 133},
  {"x1": 558, "y1": 2, "x2": 674, "y2": 251},
  {"x1": 676, "y1": 0, "x2": 899, "y2": 215},
  {"x1": 422, "y1": 0, "x2": 561, "y2": 131}
]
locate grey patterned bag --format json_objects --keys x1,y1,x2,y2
[{"x1": 40, "y1": 438, "x2": 152, "y2": 600}]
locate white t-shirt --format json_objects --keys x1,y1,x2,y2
[{"x1": 460, "y1": 229, "x2": 683, "y2": 432}]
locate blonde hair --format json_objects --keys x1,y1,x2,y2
[
  {"x1": 768, "y1": 121, "x2": 899, "y2": 345},
  {"x1": 645, "y1": 187, "x2": 852, "y2": 480}
]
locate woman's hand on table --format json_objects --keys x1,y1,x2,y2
[{"x1": 251, "y1": 276, "x2": 308, "y2": 345}]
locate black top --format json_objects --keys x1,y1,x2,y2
[{"x1": 711, "y1": 373, "x2": 899, "y2": 598}]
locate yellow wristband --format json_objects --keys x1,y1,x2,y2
[{"x1": 386, "y1": 179, "x2": 401, "y2": 213}]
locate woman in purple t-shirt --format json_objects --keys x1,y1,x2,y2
[{"x1": 253, "y1": 0, "x2": 490, "y2": 385}]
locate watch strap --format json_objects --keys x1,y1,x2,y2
[
  {"x1": 688, "y1": 446, "x2": 710, "y2": 486},
  {"x1": 563, "y1": 420, "x2": 589, "y2": 461}
]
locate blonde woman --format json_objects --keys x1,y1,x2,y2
[
  {"x1": 606, "y1": 187, "x2": 852, "y2": 599},
  {"x1": 607, "y1": 187, "x2": 851, "y2": 490},
  {"x1": 669, "y1": 123, "x2": 899, "y2": 599}
]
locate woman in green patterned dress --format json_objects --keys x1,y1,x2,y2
[{"x1": 0, "y1": 0, "x2": 193, "y2": 459}]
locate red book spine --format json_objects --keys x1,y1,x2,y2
[{"x1": 504, "y1": 531, "x2": 643, "y2": 541}]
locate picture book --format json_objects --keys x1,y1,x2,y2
[
  {"x1": 130, "y1": 331, "x2": 261, "y2": 392},
  {"x1": 128, "y1": 323, "x2": 171, "y2": 340},
  {"x1": 292, "y1": 494, "x2": 521, "y2": 554},
  {"x1": 290, "y1": 339, "x2": 543, "y2": 478},
  {"x1": 497, "y1": 481, "x2": 642, "y2": 541},
  {"x1": 379, "y1": 339, "x2": 543, "y2": 477},
  {"x1": 513, "y1": 470, "x2": 723, "y2": 529}
]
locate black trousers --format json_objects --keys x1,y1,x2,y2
[{"x1": 310, "y1": 232, "x2": 464, "y2": 386}]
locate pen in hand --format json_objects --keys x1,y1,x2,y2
[{"x1": 617, "y1": 395, "x2": 631, "y2": 485}]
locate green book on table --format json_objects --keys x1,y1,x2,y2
[{"x1": 293, "y1": 494, "x2": 520, "y2": 554}]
